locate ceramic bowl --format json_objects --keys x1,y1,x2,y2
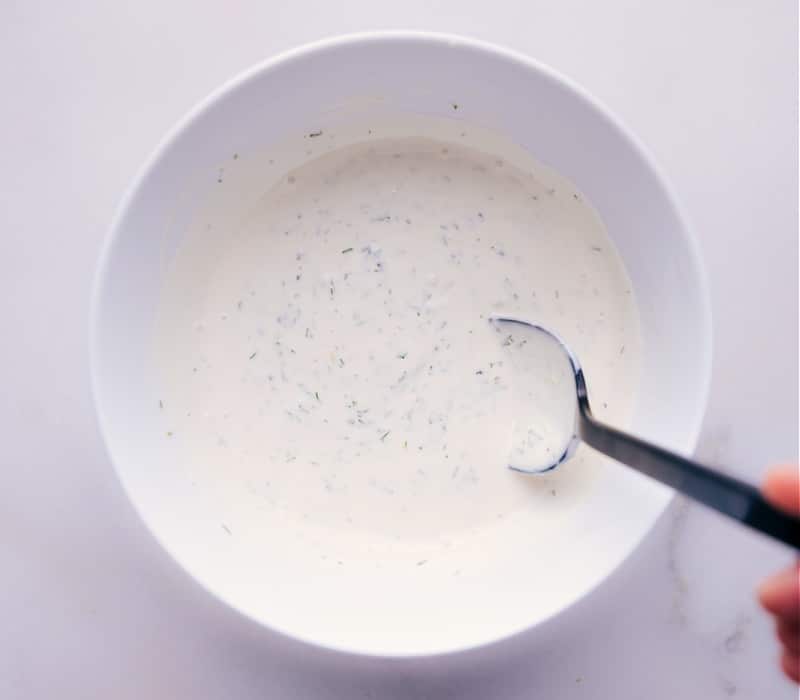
[{"x1": 91, "y1": 32, "x2": 711, "y2": 657}]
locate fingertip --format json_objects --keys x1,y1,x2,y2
[
  {"x1": 758, "y1": 566, "x2": 800, "y2": 619},
  {"x1": 781, "y1": 650, "x2": 800, "y2": 684},
  {"x1": 762, "y1": 466, "x2": 800, "y2": 514},
  {"x1": 777, "y1": 619, "x2": 800, "y2": 655}
]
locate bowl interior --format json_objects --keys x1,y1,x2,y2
[{"x1": 92, "y1": 34, "x2": 710, "y2": 656}]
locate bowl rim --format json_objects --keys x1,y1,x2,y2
[{"x1": 89, "y1": 29, "x2": 713, "y2": 660}]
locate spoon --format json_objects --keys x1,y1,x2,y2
[{"x1": 490, "y1": 315, "x2": 800, "y2": 550}]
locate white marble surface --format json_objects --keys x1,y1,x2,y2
[{"x1": 1, "y1": 2, "x2": 797, "y2": 698}]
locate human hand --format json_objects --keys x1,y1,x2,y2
[{"x1": 758, "y1": 466, "x2": 799, "y2": 683}]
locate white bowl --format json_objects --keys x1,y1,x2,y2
[{"x1": 91, "y1": 32, "x2": 711, "y2": 657}]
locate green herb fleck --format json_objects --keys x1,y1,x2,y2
[
  {"x1": 308, "y1": 130, "x2": 323, "y2": 138},
  {"x1": 315, "y1": 391, "x2": 320, "y2": 401},
  {"x1": 397, "y1": 352, "x2": 407, "y2": 359},
  {"x1": 341, "y1": 247, "x2": 353, "y2": 254},
  {"x1": 249, "y1": 351, "x2": 257, "y2": 360},
  {"x1": 380, "y1": 431, "x2": 390, "y2": 442}
]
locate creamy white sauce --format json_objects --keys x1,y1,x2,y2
[{"x1": 154, "y1": 134, "x2": 641, "y2": 566}]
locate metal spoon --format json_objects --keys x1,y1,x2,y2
[{"x1": 490, "y1": 315, "x2": 800, "y2": 550}]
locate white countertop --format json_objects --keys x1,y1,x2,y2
[{"x1": 2, "y1": 2, "x2": 797, "y2": 698}]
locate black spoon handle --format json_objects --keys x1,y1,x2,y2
[{"x1": 574, "y1": 372, "x2": 800, "y2": 550}]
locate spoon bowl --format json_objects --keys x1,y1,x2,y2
[{"x1": 490, "y1": 315, "x2": 582, "y2": 474}]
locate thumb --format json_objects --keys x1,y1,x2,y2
[{"x1": 762, "y1": 466, "x2": 800, "y2": 515}]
